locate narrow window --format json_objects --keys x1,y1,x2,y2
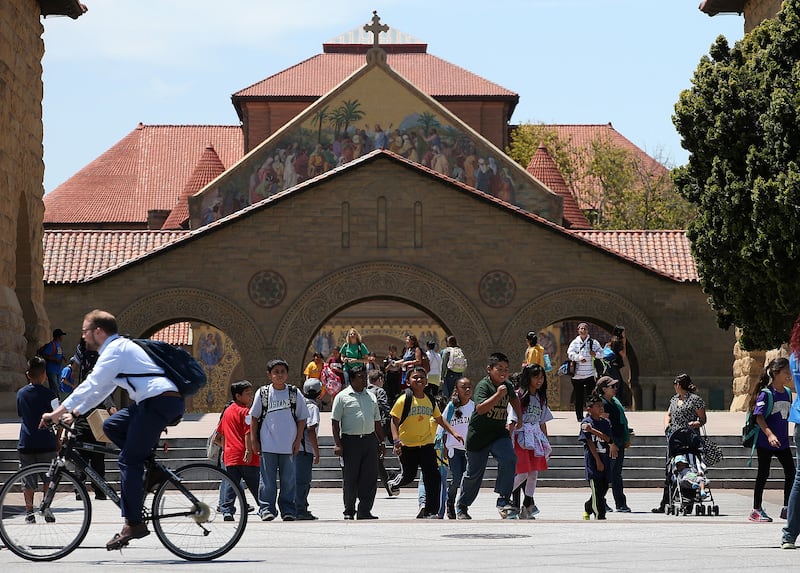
[
  {"x1": 342, "y1": 202, "x2": 350, "y2": 248},
  {"x1": 377, "y1": 196, "x2": 387, "y2": 248}
]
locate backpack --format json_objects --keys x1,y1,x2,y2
[
  {"x1": 255, "y1": 384, "x2": 299, "y2": 435},
  {"x1": 121, "y1": 338, "x2": 207, "y2": 396},
  {"x1": 398, "y1": 387, "x2": 434, "y2": 425},
  {"x1": 446, "y1": 347, "x2": 467, "y2": 373},
  {"x1": 320, "y1": 365, "x2": 342, "y2": 398}
]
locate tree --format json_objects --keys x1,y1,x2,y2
[
  {"x1": 507, "y1": 123, "x2": 693, "y2": 230},
  {"x1": 672, "y1": 3, "x2": 800, "y2": 349}
]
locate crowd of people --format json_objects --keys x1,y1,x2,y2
[{"x1": 16, "y1": 317, "x2": 800, "y2": 549}]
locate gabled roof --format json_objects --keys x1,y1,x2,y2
[
  {"x1": 527, "y1": 145, "x2": 591, "y2": 230},
  {"x1": 161, "y1": 144, "x2": 227, "y2": 230},
  {"x1": 534, "y1": 123, "x2": 670, "y2": 211},
  {"x1": 44, "y1": 124, "x2": 243, "y2": 227},
  {"x1": 42, "y1": 152, "x2": 698, "y2": 285}
]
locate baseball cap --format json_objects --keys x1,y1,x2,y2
[
  {"x1": 303, "y1": 378, "x2": 322, "y2": 398},
  {"x1": 53, "y1": 328, "x2": 67, "y2": 337}
]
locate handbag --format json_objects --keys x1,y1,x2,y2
[
  {"x1": 701, "y1": 427, "x2": 723, "y2": 467},
  {"x1": 557, "y1": 360, "x2": 576, "y2": 376},
  {"x1": 206, "y1": 429, "x2": 222, "y2": 461}
]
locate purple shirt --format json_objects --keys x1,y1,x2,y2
[{"x1": 753, "y1": 387, "x2": 792, "y2": 450}]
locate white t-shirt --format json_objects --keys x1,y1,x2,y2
[
  {"x1": 441, "y1": 399, "x2": 474, "y2": 456},
  {"x1": 249, "y1": 384, "x2": 309, "y2": 454}
]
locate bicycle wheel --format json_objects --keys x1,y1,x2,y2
[
  {"x1": 0, "y1": 463, "x2": 91, "y2": 561},
  {"x1": 151, "y1": 463, "x2": 247, "y2": 560}
]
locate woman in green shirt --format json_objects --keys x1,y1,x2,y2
[{"x1": 340, "y1": 328, "x2": 369, "y2": 388}]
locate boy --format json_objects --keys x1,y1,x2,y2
[
  {"x1": 217, "y1": 380, "x2": 260, "y2": 521},
  {"x1": 249, "y1": 359, "x2": 309, "y2": 521},
  {"x1": 17, "y1": 356, "x2": 58, "y2": 523},
  {"x1": 388, "y1": 366, "x2": 463, "y2": 518},
  {"x1": 456, "y1": 352, "x2": 523, "y2": 519},
  {"x1": 295, "y1": 378, "x2": 321, "y2": 520},
  {"x1": 579, "y1": 395, "x2": 614, "y2": 520}
]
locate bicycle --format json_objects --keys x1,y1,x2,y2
[{"x1": 0, "y1": 420, "x2": 248, "y2": 561}]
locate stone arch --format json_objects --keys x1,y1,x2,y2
[
  {"x1": 498, "y1": 286, "x2": 669, "y2": 374},
  {"x1": 117, "y1": 288, "x2": 267, "y2": 385},
  {"x1": 273, "y1": 262, "x2": 493, "y2": 377}
]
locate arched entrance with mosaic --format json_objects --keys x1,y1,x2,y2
[
  {"x1": 497, "y1": 287, "x2": 669, "y2": 409},
  {"x1": 273, "y1": 262, "x2": 493, "y2": 380},
  {"x1": 117, "y1": 288, "x2": 267, "y2": 412}
]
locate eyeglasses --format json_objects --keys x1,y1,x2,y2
[{"x1": 81, "y1": 326, "x2": 96, "y2": 333}]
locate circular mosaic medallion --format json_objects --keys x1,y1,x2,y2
[
  {"x1": 479, "y1": 270, "x2": 515, "y2": 308},
  {"x1": 248, "y1": 270, "x2": 286, "y2": 308}
]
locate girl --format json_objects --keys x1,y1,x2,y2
[
  {"x1": 439, "y1": 377, "x2": 474, "y2": 519},
  {"x1": 749, "y1": 357, "x2": 795, "y2": 523},
  {"x1": 522, "y1": 331, "x2": 544, "y2": 368},
  {"x1": 507, "y1": 363, "x2": 553, "y2": 519},
  {"x1": 397, "y1": 334, "x2": 424, "y2": 388}
]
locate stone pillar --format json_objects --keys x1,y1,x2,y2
[
  {"x1": 730, "y1": 327, "x2": 768, "y2": 411},
  {"x1": 744, "y1": 0, "x2": 784, "y2": 33}
]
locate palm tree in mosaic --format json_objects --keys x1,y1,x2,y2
[
  {"x1": 339, "y1": 99, "x2": 365, "y2": 136},
  {"x1": 416, "y1": 112, "x2": 441, "y2": 136},
  {"x1": 311, "y1": 106, "x2": 329, "y2": 144}
]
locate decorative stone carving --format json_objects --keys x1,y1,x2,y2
[
  {"x1": 273, "y1": 262, "x2": 493, "y2": 378},
  {"x1": 479, "y1": 270, "x2": 515, "y2": 308},
  {"x1": 248, "y1": 270, "x2": 286, "y2": 308}
]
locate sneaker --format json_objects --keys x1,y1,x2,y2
[
  {"x1": 781, "y1": 506, "x2": 788, "y2": 520},
  {"x1": 343, "y1": 514, "x2": 354, "y2": 520},
  {"x1": 416, "y1": 505, "x2": 427, "y2": 519},
  {"x1": 296, "y1": 513, "x2": 318, "y2": 520},
  {"x1": 781, "y1": 541, "x2": 796, "y2": 550},
  {"x1": 282, "y1": 515, "x2": 296, "y2": 522},
  {"x1": 748, "y1": 508, "x2": 773, "y2": 523},
  {"x1": 389, "y1": 485, "x2": 400, "y2": 497},
  {"x1": 616, "y1": 505, "x2": 632, "y2": 513},
  {"x1": 423, "y1": 513, "x2": 442, "y2": 519},
  {"x1": 583, "y1": 511, "x2": 591, "y2": 520},
  {"x1": 529, "y1": 504, "x2": 541, "y2": 517},
  {"x1": 42, "y1": 508, "x2": 55, "y2": 523},
  {"x1": 497, "y1": 499, "x2": 519, "y2": 519},
  {"x1": 25, "y1": 511, "x2": 35, "y2": 524},
  {"x1": 223, "y1": 513, "x2": 234, "y2": 522},
  {"x1": 260, "y1": 513, "x2": 276, "y2": 522},
  {"x1": 456, "y1": 506, "x2": 472, "y2": 520},
  {"x1": 651, "y1": 506, "x2": 665, "y2": 513},
  {"x1": 520, "y1": 506, "x2": 536, "y2": 520},
  {"x1": 605, "y1": 503, "x2": 614, "y2": 513},
  {"x1": 446, "y1": 503, "x2": 456, "y2": 520}
]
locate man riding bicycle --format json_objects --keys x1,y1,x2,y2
[{"x1": 41, "y1": 309, "x2": 185, "y2": 550}]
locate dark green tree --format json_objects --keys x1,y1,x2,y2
[{"x1": 673, "y1": 3, "x2": 800, "y2": 349}]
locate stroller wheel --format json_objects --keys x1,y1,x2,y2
[
  {"x1": 695, "y1": 505, "x2": 702, "y2": 516},
  {"x1": 667, "y1": 505, "x2": 674, "y2": 515},
  {"x1": 713, "y1": 505, "x2": 720, "y2": 516}
]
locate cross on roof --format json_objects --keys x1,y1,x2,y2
[{"x1": 363, "y1": 11, "x2": 389, "y2": 49}]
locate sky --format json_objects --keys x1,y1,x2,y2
[{"x1": 39, "y1": 0, "x2": 745, "y2": 193}]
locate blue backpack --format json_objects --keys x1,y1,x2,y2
[{"x1": 122, "y1": 339, "x2": 207, "y2": 396}]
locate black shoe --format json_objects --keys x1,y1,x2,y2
[
  {"x1": 95, "y1": 492, "x2": 107, "y2": 501},
  {"x1": 416, "y1": 506, "x2": 427, "y2": 519},
  {"x1": 356, "y1": 514, "x2": 378, "y2": 520},
  {"x1": 144, "y1": 464, "x2": 169, "y2": 494},
  {"x1": 651, "y1": 506, "x2": 665, "y2": 513},
  {"x1": 446, "y1": 503, "x2": 456, "y2": 520},
  {"x1": 343, "y1": 513, "x2": 354, "y2": 520}
]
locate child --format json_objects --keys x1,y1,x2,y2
[
  {"x1": 440, "y1": 377, "x2": 474, "y2": 519},
  {"x1": 456, "y1": 352, "x2": 523, "y2": 520},
  {"x1": 674, "y1": 455, "x2": 708, "y2": 498},
  {"x1": 16, "y1": 356, "x2": 57, "y2": 523},
  {"x1": 579, "y1": 395, "x2": 614, "y2": 520},
  {"x1": 296, "y1": 378, "x2": 321, "y2": 520},
  {"x1": 508, "y1": 364, "x2": 552, "y2": 519},
  {"x1": 388, "y1": 366, "x2": 463, "y2": 518}
]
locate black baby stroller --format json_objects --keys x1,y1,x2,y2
[{"x1": 665, "y1": 428, "x2": 719, "y2": 516}]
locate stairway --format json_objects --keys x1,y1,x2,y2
[{"x1": 0, "y1": 435, "x2": 790, "y2": 490}]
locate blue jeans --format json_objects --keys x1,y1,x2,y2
[
  {"x1": 221, "y1": 464, "x2": 260, "y2": 515},
  {"x1": 457, "y1": 435, "x2": 517, "y2": 509},
  {"x1": 447, "y1": 449, "x2": 467, "y2": 506},
  {"x1": 782, "y1": 426, "x2": 800, "y2": 543},
  {"x1": 258, "y1": 452, "x2": 297, "y2": 518},
  {"x1": 295, "y1": 451, "x2": 314, "y2": 516},
  {"x1": 103, "y1": 395, "x2": 185, "y2": 523}
]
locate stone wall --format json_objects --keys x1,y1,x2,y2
[
  {"x1": 731, "y1": 326, "x2": 790, "y2": 411},
  {"x1": 744, "y1": 0, "x2": 783, "y2": 32},
  {"x1": 0, "y1": 0, "x2": 50, "y2": 415}
]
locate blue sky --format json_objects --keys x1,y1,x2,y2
[{"x1": 40, "y1": 0, "x2": 745, "y2": 193}]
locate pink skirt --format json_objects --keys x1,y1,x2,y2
[{"x1": 514, "y1": 440, "x2": 548, "y2": 473}]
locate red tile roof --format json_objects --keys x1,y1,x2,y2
[
  {"x1": 161, "y1": 144, "x2": 227, "y2": 230},
  {"x1": 571, "y1": 230, "x2": 697, "y2": 282},
  {"x1": 42, "y1": 153, "x2": 697, "y2": 285},
  {"x1": 527, "y1": 145, "x2": 591, "y2": 230},
  {"x1": 151, "y1": 322, "x2": 191, "y2": 346},
  {"x1": 533, "y1": 124, "x2": 670, "y2": 211},
  {"x1": 232, "y1": 52, "x2": 517, "y2": 100},
  {"x1": 44, "y1": 124, "x2": 243, "y2": 226},
  {"x1": 43, "y1": 230, "x2": 187, "y2": 283}
]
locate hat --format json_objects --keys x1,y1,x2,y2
[
  {"x1": 303, "y1": 378, "x2": 322, "y2": 398},
  {"x1": 53, "y1": 328, "x2": 67, "y2": 338},
  {"x1": 596, "y1": 376, "x2": 618, "y2": 389},
  {"x1": 674, "y1": 455, "x2": 689, "y2": 464}
]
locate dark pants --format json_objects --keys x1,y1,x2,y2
[
  {"x1": 754, "y1": 446, "x2": 796, "y2": 508},
  {"x1": 389, "y1": 443, "x2": 441, "y2": 516},
  {"x1": 221, "y1": 464, "x2": 260, "y2": 515},
  {"x1": 608, "y1": 446, "x2": 627, "y2": 508},
  {"x1": 384, "y1": 371, "x2": 402, "y2": 406},
  {"x1": 586, "y1": 476, "x2": 609, "y2": 518},
  {"x1": 103, "y1": 395, "x2": 185, "y2": 523},
  {"x1": 571, "y1": 376, "x2": 596, "y2": 420},
  {"x1": 446, "y1": 449, "x2": 467, "y2": 506},
  {"x1": 295, "y1": 451, "x2": 314, "y2": 516},
  {"x1": 442, "y1": 370, "x2": 461, "y2": 400},
  {"x1": 341, "y1": 434, "x2": 379, "y2": 517}
]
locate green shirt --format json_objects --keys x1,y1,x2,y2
[
  {"x1": 340, "y1": 342, "x2": 369, "y2": 372},
  {"x1": 466, "y1": 376, "x2": 514, "y2": 451},
  {"x1": 332, "y1": 385, "x2": 380, "y2": 435}
]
